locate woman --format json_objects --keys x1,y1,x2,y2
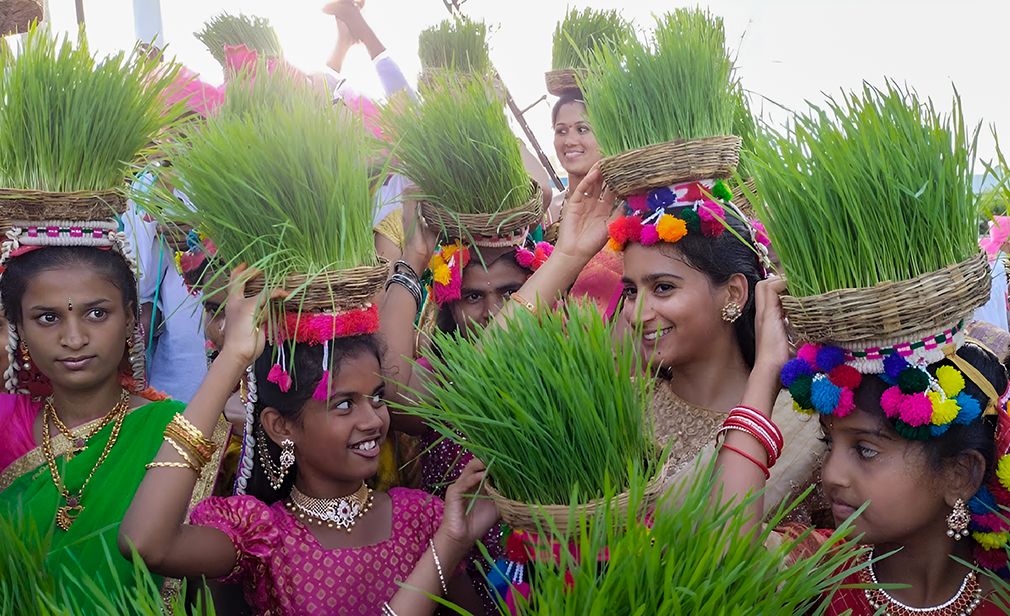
[{"x1": 547, "y1": 91, "x2": 603, "y2": 232}]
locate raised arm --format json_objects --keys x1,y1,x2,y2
[{"x1": 119, "y1": 266, "x2": 282, "y2": 577}]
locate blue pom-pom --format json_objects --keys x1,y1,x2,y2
[
  {"x1": 810, "y1": 376, "x2": 842, "y2": 414},
  {"x1": 953, "y1": 392, "x2": 982, "y2": 424},
  {"x1": 883, "y1": 353, "x2": 910, "y2": 380},
  {"x1": 647, "y1": 187, "x2": 676, "y2": 210},
  {"x1": 929, "y1": 423, "x2": 952, "y2": 437},
  {"x1": 780, "y1": 358, "x2": 813, "y2": 388},
  {"x1": 969, "y1": 487, "x2": 997, "y2": 514},
  {"x1": 815, "y1": 347, "x2": 845, "y2": 372}
]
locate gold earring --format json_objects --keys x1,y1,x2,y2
[
  {"x1": 946, "y1": 498, "x2": 970, "y2": 540},
  {"x1": 19, "y1": 342, "x2": 29, "y2": 364},
  {"x1": 721, "y1": 302, "x2": 742, "y2": 323}
]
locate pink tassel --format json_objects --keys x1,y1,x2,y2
[
  {"x1": 312, "y1": 370, "x2": 330, "y2": 401},
  {"x1": 267, "y1": 363, "x2": 293, "y2": 393}
]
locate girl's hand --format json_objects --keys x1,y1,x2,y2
[
  {"x1": 554, "y1": 164, "x2": 619, "y2": 263},
  {"x1": 437, "y1": 459, "x2": 500, "y2": 558},
  {"x1": 752, "y1": 276, "x2": 790, "y2": 376},
  {"x1": 401, "y1": 194, "x2": 438, "y2": 272},
  {"x1": 220, "y1": 264, "x2": 288, "y2": 367}
]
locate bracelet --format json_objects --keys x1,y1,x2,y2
[
  {"x1": 166, "y1": 414, "x2": 217, "y2": 461},
  {"x1": 430, "y1": 538, "x2": 448, "y2": 596},
  {"x1": 382, "y1": 603, "x2": 399, "y2": 616},
  {"x1": 145, "y1": 461, "x2": 198, "y2": 471},
  {"x1": 720, "y1": 443, "x2": 770, "y2": 480},
  {"x1": 718, "y1": 416, "x2": 780, "y2": 465},
  {"x1": 385, "y1": 273, "x2": 422, "y2": 312},
  {"x1": 510, "y1": 292, "x2": 537, "y2": 316},
  {"x1": 164, "y1": 436, "x2": 202, "y2": 474},
  {"x1": 165, "y1": 422, "x2": 215, "y2": 463},
  {"x1": 730, "y1": 407, "x2": 783, "y2": 450},
  {"x1": 394, "y1": 260, "x2": 419, "y2": 281},
  {"x1": 717, "y1": 425, "x2": 775, "y2": 467}
]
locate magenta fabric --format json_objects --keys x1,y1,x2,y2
[
  {"x1": 190, "y1": 488, "x2": 445, "y2": 616},
  {"x1": 0, "y1": 394, "x2": 42, "y2": 473}
]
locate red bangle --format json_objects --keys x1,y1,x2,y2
[
  {"x1": 729, "y1": 407, "x2": 783, "y2": 450},
  {"x1": 722, "y1": 417, "x2": 780, "y2": 463},
  {"x1": 720, "y1": 443, "x2": 770, "y2": 480},
  {"x1": 717, "y1": 425, "x2": 776, "y2": 467}
]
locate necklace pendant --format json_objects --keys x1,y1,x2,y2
[{"x1": 56, "y1": 503, "x2": 84, "y2": 531}]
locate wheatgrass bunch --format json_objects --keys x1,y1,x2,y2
[
  {"x1": 194, "y1": 12, "x2": 282, "y2": 66},
  {"x1": 404, "y1": 303, "x2": 656, "y2": 505},
  {"x1": 551, "y1": 7, "x2": 632, "y2": 71},
  {"x1": 750, "y1": 82, "x2": 979, "y2": 297},
  {"x1": 0, "y1": 26, "x2": 182, "y2": 192},
  {"x1": 380, "y1": 72, "x2": 530, "y2": 217},
  {"x1": 581, "y1": 8, "x2": 737, "y2": 156},
  {"x1": 514, "y1": 460, "x2": 870, "y2": 615},
  {"x1": 418, "y1": 16, "x2": 491, "y2": 75},
  {"x1": 134, "y1": 64, "x2": 379, "y2": 287}
]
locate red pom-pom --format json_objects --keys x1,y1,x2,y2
[
  {"x1": 608, "y1": 218, "x2": 629, "y2": 245},
  {"x1": 625, "y1": 215, "x2": 644, "y2": 243},
  {"x1": 828, "y1": 365, "x2": 862, "y2": 390},
  {"x1": 505, "y1": 530, "x2": 531, "y2": 565}
]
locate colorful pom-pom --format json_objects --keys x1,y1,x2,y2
[
  {"x1": 953, "y1": 392, "x2": 982, "y2": 424},
  {"x1": 936, "y1": 365, "x2": 966, "y2": 398},
  {"x1": 627, "y1": 194, "x2": 648, "y2": 212},
  {"x1": 793, "y1": 399, "x2": 816, "y2": 415},
  {"x1": 780, "y1": 358, "x2": 814, "y2": 388},
  {"x1": 656, "y1": 215, "x2": 687, "y2": 243},
  {"x1": 880, "y1": 386, "x2": 904, "y2": 418},
  {"x1": 897, "y1": 392, "x2": 933, "y2": 427},
  {"x1": 883, "y1": 353, "x2": 909, "y2": 380},
  {"x1": 815, "y1": 346, "x2": 846, "y2": 372},
  {"x1": 974, "y1": 543, "x2": 1009, "y2": 571},
  {"x1": 698, "y1": 202, "x2": 726, "y2": 238},
  {"x1": 796, "y1": 344, "x2": 821, "y2": 366},
  {"x1": 679, "y1": 208, "x2": 701, "y2": 233},
  {"x1": 810, "y1": 375, "x2": 842, "y2": 415},
  {"x1": 928, "y1": 390, "x2": 960, "y2": 426},
  {"x1": 647, "y1": 187, "x2": 676, "y2": 210},
  {"x1": 998, "y1": 455, "x2": 1010, "y2": 493},
  {"x1": 972, "y1": 531, "x2": 1009, "y2": 551},
  {"x1": 625, "y1": 215, "x2": 644, "y2": 242},
  {"x1": 312, "y1": 371, "x2": 330, "y2": 401},
  {"x1": 608, "y1": 218, "x2": 630, "y2": 245},
  {"x1": 751, "y1": 219, "x2": 770, "y2": 247},
  {"x1": 828, "y1": 365, "x2": 862, "y2": 390},
  {"x1": 640, "y1": 224, "x2": 660, "y2": 245},
  {"x1": 608, "y1": 238, "x2": 623, "y2": 252},
  {"x1": 974, "y1": 512, "x2": 1010, "y2": 534},
  {"x1": 267, "y1": 363, "x2": 293, "y2": 393},
  {"x1": 834, "y1": 388, "x2": 856, "y2": 417},
  {"x1": 895, "y1": 420, "x2": 930, "y2": 441},
  {"x1": 929, "y1": 423, "x2": 952, "y2": 437},
  {"x1": 969, "y1": 487, "x2": 997, "y2": 514},
  {"x1": 515, "y1": 247, "x2": 535, "y2": 268},
  {"x1": 897, "y1": 367, "x2": 930, "y2": 395},
  {"x1": 789, "y1": 373, "x2": 813, "y2": 410},
  {"x1": 711, "y1": 179, "x2": 733, "y2": 202}
]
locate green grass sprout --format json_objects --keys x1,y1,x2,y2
[
  {"x1": 418, "y1": 16, "x2": 491, "y2": 76},
  {"x1": 194, "y1": 12, "x2": 283, "y2": 67},
  {"x1": 551, "y1": 7, "x2": 632, "y2": 72}
]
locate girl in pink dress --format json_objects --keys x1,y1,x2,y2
[{"x1": 119, "y1": 268, "x2": 500, "y2": 616}]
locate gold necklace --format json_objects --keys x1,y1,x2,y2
[
  {"x1": 287, "y1": 483, "x2": 373, "y2": 533},
  {"x1": 48, "y1": 390, "x2": 128, "y2": 460},
  {"x1": 42, "y1": 390, "x2": 130, "y2": 531},
  {"x1": 860, "y1": 550, "x2": 983, "y2": 615}
]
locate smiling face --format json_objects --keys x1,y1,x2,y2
[
  {"x1": 620, "y1": 242, "x2": 743, "y2": 369},
  {"x1": 819, "y1": 407, "x2": 954, "y2": 545},
  {"x1": 448, "y1": 255, "x2": 528, "y2": 339},
  {"x1": 553, "y1": 101, "x2": 601, "y2": 179},
  {"x1": 19, "y1": 268, "x2": 133, "y2": 392},
  {"x1": 280, "y1": 352, "x2": 389, "y2": 487}
]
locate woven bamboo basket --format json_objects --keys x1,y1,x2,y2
[
  {"x1": 781, "y1": 251, "x2": 991, "y2": 345},
  {"x1": 1, "y1": 0, "x2": 43, "y2": 37},
  {"x1": 485, "y1": 459, "x2": 669, "y2": 535},
  {"x1": 0, "y1": 188, "x2": 127, "y2": 230},
  {"x1": 598, "y1": 135, "x2": 742, "y2": 197},
  {"x1": 158, "y1": 222, "x2": 195, "y2": 254},
  {"x1": 729, "y1": 177, "x2": 758, "y2": 218},
  {"x1": 544, "y1": 69, "x2": 582, "y2": 96},
  {"x1": 420, "y1": 181, "x2": 543, "y2": 241},
  {"x1": 244, "y1": 259, "x2": 389, "y2": 312}
]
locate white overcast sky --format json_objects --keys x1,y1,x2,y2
[{"x1": 39, "y1": 0, "x2": 1010, "y2": 171}]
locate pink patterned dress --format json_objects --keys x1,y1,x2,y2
[{"x1": 190, "y1": 488, "x2": 444, "y2": 616}]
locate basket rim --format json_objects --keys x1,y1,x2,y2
[
  {"x1": 419, "y1": 180, "x2": 543, "y2": 240},
  {"x1": 243, "y1": 259, "x2": 389, "y2": 310},
  {"x1": 598, "y1": 135, "x2": 743, "y2": 196},
  {"x1": 0, "y1": 187, "x2": 128, "y2": 218}
]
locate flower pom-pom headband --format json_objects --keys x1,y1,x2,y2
[{"x1": 428, "y1": 235, "x2": 551, "y2": 308}]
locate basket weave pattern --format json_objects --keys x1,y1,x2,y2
[
  {"x1": 420, "y1": 181, "x2": 543, "y2": 240},
  {"x1": 544, "y1": 69, "x2": 582, "y2": 96},
  {"x1": 0, "y1": 188, "x2": 127, "y2": 230},
  {"x1": 485, "y1": 460, "x2": 668, "y2": 535},
  {"x1": 599, "y1": 135, "x2": 742, "y2": 197},
  {"x1": 244, "y1": 259, "x2": 389, "y2": 312},
  {"x1": 782, "y1": 251, "x2": 992, "y2": 345}
]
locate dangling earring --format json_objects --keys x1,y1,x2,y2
[
  {"x1": 946, "y1": 498, "x2": 970, "y2": 540},
  {"x1": 256, "y1": 422, "x2": 294, "y2": 491},
  {"x1": 721, "y1": 302, "x2": 742, "y2": 323},
  {"x1": 19, "y1": 341, "x2": 29, "y2": 365}
]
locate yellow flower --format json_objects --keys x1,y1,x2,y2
[
  {"x1": 998, "y1": 454, "x2": 1010, "y2": 492},
  {"x1": 928, "y1": 391, "x2": 959, "y2": 426},
  {"x1": 431, "y1": 254, "x2": 451, "y2": 285},
  {"x1": 972, "y1": 531, "x2": 1008, "y2": 551},
  {"x1": 935, "y1": 365, "x2": 965, "y2": 398},
  {"x1": 656, "y1": 215, "x2": 687, "y2": 243}
]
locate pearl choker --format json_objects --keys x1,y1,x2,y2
[{"x1": 287, "y1": 482, "x2": 373, "y2": 533}]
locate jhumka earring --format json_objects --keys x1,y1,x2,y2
[
  {"x1": 946, "y1": 498, "x2": 970, "y2": 540},
  {"x1": 721, "y1": 302, "x2": 742, "y2": 323},
  {"x1": 19, "y1": 341, "x2": 30, "y2": 364}
]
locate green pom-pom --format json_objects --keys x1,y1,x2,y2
[
  {"x1": 679, "y1": 208, "x2": 701, "y2": 233},
  {"x1": 789, "y1": 373, "x2": 813, "y2": 409},
  {"x1": 897, "y1": 368, "x2": 930, "y2": 395},
  {"x1": 895, "y1": 420, "x2": 930, "y2": 441},
  {"x1": 711, "y1": 179, "x2": 733, "y2": 202}
]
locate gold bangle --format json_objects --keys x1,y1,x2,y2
[
  {"x1": 168, "y1": 414, "x2": 216, "y2": 454},
  {"x1": 510, "y1": 292, "x2": 537, "y2": 316},
  {"x1": 145, "y1": 461, "x2": 198, "y2": 471},
  {"x1": 164, "y1": 435, "x2": 203, "y2": 474},
  {"x1": 165, "y1": 423, "x2": 214, "y2": 464}
]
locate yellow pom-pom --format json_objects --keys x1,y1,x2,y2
[
  {"x1": 656, "y1": 215, "x2": 687, "y2": 243},
  {"x1": 431, "y1": 255, "x2": 451, "y2": 285},
  {"x1": 793, "y1": 400, "x2": 816, "y2": 415},
  {"x1": 935, "y1": 365, "x2": 965, "y2": 398},
  {"x1": 972, "y1": 531, "x2": 1009, "y2": 551},
  {"x1": 608, "y1": 238, "x2": 624, "y2": 252},
  {"x1": 998, "y1": 455, "x2": 1010, "y2": 492},
  {"x1": 173, "y1": 251, "x2": 183, "y2": 275},
  {"x1": 928, "y1": 391, "x2": 959, "y2": 426}
]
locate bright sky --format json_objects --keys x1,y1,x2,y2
[{"x1": 42, "y1": 0, "x2": 1010, "y2": 176}]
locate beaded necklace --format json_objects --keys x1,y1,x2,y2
[
  {"x1": 287, "y1": 482, "x2": 373, "y2": 533},
  {"x1": 860, "y1": 550, "x2": 983, "y2": 616}
]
